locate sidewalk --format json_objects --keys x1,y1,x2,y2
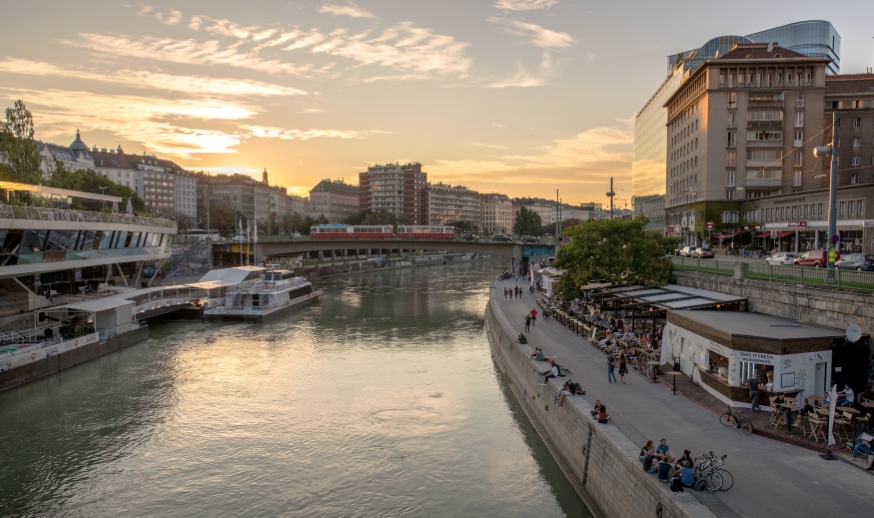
[{"x1": 490, "y1": 281, "x2": 873, "y2": 518}]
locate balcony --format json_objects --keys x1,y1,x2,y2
[
  {"x1": 748, "y1": 101, "x2": 784, "y2": 108},
  {"x1": 748, "y1": 121, "x2": 783, "y2": 130},
  {"x1": 745, "y1": 171, "x2": 782, "y2": 188},
  {"x1": 0, "y1": 205, "x2": 176, "y2": 228}
]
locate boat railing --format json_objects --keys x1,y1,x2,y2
[{"x1": 0, "y1": 204, "x2": 176, "y2": 228}]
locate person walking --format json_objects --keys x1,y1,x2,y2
[
  {"x1": 530, "y1": 308, "x2": 537, "y2": 327},
  {"x1": 618, "y1": 353, "x2": 628, "y2": 384},
  {"x1": 524, "y1": 315, "x2": 531, "y2": 332},
  {"x1": 746, "y1": 375, "x2": 760, "y2": 412},
  {"x1": 607, "y1": 354, "x2": 617, "y2": 383}
]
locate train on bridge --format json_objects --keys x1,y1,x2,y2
[{"x1": 310, "y1": 224, "x2": 455, "y2": 240}]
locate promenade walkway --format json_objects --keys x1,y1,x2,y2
[{"x1": 490, "y1": 281, "x2": 873, "y2": 518}]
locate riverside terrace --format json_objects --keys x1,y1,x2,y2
[{"x1": 489, "y1": 283, "x2": 873, "y2": 517}]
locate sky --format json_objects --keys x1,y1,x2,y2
[{"x1": 1, "y1": 0, "x2": 871, "y2": 205}]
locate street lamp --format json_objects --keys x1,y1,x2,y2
[{"x1": 813, "y1": 112, "x2": 839, "y2": 278}]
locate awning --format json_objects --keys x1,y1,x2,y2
[
  {"x1": 755, "y1": 231, "x2": 794, "y2": 238},
  {"x1": 57, "y1": 298, "x2": 135, "y2": 312},
  {"x1": 198, "y1": 266, "x2": 265, "y2": 285},
  {"x1": 713, "y1": 231, "x2": 747, "y2": 239}
]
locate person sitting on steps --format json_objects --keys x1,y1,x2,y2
[
  {"x1": 517, "y1": 332, "x2": 527, "y2": 344},
  {"x1": 597, "y1": 404, "x2": 611, "y2": 424},
  {"x1": 590, "y1": 400, "x2": 602, "y2": 418}
]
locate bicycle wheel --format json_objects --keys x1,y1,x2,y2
[
  {"x1": 719, "y1": 413, "x2": 734, "y2": 427},
  {"x1": 718, "y1": 470, "x2": 733, "y2": 491},
  {"x1": 708, "y1": 471, "x2": 723, "y2": 491},
  {"x1": 740, "y1": 419, "x2": 753, "y2": 436}
]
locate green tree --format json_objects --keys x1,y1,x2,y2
[
  {"x1": 290, "y1": 212, "x2": 304, "y2": 236},
  {"x1": 448, "y1": 220, "x2": 474, "y2": 233},
  {"x1": 46, "y1": 159, "x2": 83, "y2": 191},
  {"x1": 514, "y1": 206, "x2": 544, "y2": 236},
  {"x1": 553, "y1": 216, "x2": 681, "y2": 298},
  {"x1": 346, "y1": 209, "x2": 396, "y2": 226},
  {"x1": 0, "y1": 100, "x2": 41, "y2": 184}
]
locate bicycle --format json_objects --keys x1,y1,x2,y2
[
  {"x1": 719, "y1": 406, "x2": 753, "y2": 435},
  {"x1": 693, "y1": 451, "x2": 733, "y2": 492}
]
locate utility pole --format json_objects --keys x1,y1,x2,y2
[
  {"x1": 606, "y1": 178, "x2": 615, "y2": 220},
  {"x1": 814, "y1": 113, "x2": 840, "y2": 279},
  {"x1": 205, "y1": 183, "x2": 212, "y2": 269},
  {"x1": 555, "y1": 189, "x2": 560, "y2": 241}
]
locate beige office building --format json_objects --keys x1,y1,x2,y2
[
  {"x1": 480, "y1": 193, "x2": 513, "y2": 234},
  {"x1": 309, "y1": 179, "x2": 359, "y2": 223}
]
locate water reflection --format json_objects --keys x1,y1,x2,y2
[{"x1": 0, "y1": 260, "x2": 589, "y2": 517}]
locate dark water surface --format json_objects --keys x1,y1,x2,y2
[{"x1": 0, "y1": 260, "x2": 591, "y2": 517}]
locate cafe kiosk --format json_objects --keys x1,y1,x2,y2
[{"x1": 660, "y1": 310, "x2": 848, "y2": 408}]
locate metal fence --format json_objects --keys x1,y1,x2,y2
[
  {"x1": 0, "y1": 205, "x2": 176, "y2": 228},
  {"x1": 668, "y1": 256, "x2": 735, "y2": 277}
]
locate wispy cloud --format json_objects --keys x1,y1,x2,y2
[
  {"x1": 487, "y1": 17, "x2": 574, "y2": 48},
  {"x1": 137, "y1": 5, "x2": 182, "y2": 25},
  {"x1": 471, "y1": 142, "x2": 509, "y2": 150},
  {"x1": 494, "y1": 0, "x2": 560, "y2": 11},
  {"x1": 319, "y1": 3, "x2": 376, "y2": 19},
  {"x1": 0, "y1": 58, "x2": 308, "y2": 96},
  {"x1": 242, "y1": 125, "x2": 390, "y2": 140},
  {"x1": 431, "y1": 125, "x2": 632, "y2": 186}
]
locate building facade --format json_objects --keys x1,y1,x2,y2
[
  {"x1": 358, "y1": 163, "x2": 428, "y2": 225},
  {"x1": 427, "y1": 182, "x2": 481, "y2": 228},
  {"x1": 634, "y1": 21, "x2": 841, "y2": 234},
  {"x1": 663, "y1": 43, "x2": 829, "y2": 245},
  {"x1": 480, "y1": 193, "x2": 514, "y2": 234},
  {"x1": 36, "y1": 130, "x2": 94, "y2": 179},
  {"x1": 309, "y1": 179, "x2": 359, "y2": 222}
]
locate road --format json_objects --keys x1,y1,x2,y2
[{"x1": 490, "y1": 281, "x2": 873, "y2": 518}]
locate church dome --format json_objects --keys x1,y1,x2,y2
[{"x1": 69, "y1": 129, "x2": 89, "y2": 153}]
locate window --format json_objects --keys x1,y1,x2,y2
[
  {"x1": 851, "y1": 174, "x2": 859, "y2": 185},
  {"x1": 840, "y1": 201, "x2": 845, "y2": 218},
  {"x1": 794, "y1": 111, "x2": 804, "y2": 127},
  {"x1": 794, "y1": 151, "x2": 803, "y2": 167},
  {"x1": 850, "y1": 200, "x2": 856, "y2": 218},
  {"x1": 852, "y1": 156, "x2": 861, "y2": 167},
  {"x1": 728, "y1": 92, "x2": 737, "y2": 106},
  {"x1": 818, "y1": 203, "x2": 823, "y2": 219},
  {"x1": 853, "y1": 118, "x2": 862, "y2": 129},
  {"x1": 793, "y1": 170, "x2": 802, "y2": 187},
  {"x1": 727, "y1": 132, "x2": 736, "y2": 147},
  {"x1": 794, "y1": 131, "x2": 803, "y2": 147},
  {"x1": 795, "y1": 91, "x2": 804, "y2": 108},
  {"x1": 726, "y1": 170, "x2": 735, "y2": 186},
  {"x1": 748, "y1": 110, "x2": 783, "y2": 121},
  {"x1": 726, "y1": 150, "x2": 736, "y2": 166},
  {"x1": 747, "y1": 149, "x2": 781, "y2": 161},
  {"x1": 853, "y1": 137, "x2": 861, "y2": 148},
  {"x1": 727, "y1": 112, "x2": 736, "y2": 127},
  {"x1": 858, "y1": 200, "x2": 865, "y2": 217},
  {"x1": 747, "y1": 131, "x2": 782, "y2": 141}
]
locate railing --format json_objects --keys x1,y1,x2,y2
[
  {"x1": 670, "y1": 256, "x2": 874, "y2": 293},
  {"x1": 668, "y1": 256, "x2": 735, "y2": 277},
  {"x1": 0, "y1": 205, "x2": 175, "y2": 228}
]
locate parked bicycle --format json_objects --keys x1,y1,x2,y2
[
  {"x1": 719, "y1": 406, "x2": 753, "y2": 436},
  {"x1": 693, "y1": 451, "x2": 733, "y2": 492}
]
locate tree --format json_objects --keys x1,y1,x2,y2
[
  {"x1": 514, "y1": 206, "x2": 544, "y2": 236},
  {"x1": 47, "y1": 159, "x2": 83, "y2": 191},
  {"x1": 0, "y1": 100, "x2": 41, "y2": 184},
  {"x1": 345, "y1": 209, "x2": 396, "y2": 226},
  {"x1": 448, "y1": 220, "x2": 474, "y2": 233},
  {"x1": 553, "y1": 216, "x2": 681, "y2": 298}
]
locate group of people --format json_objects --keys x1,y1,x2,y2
[
  {"x1": 522, "y1": 308, "x2": 537, "y2": 331},
  {"x1": 589, "y1": 399, "x2": 611, "y2": 423},
  {"x1": 529, "y1": 347, "x2": 584, "y2": 405},
  {"x1": 640, "y1": 439, "x2": 696, "y2": 488},
  {"x1": 503, "y1": 286, "x2": 524, "y2": 300}
]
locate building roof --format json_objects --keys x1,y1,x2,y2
[
  {"x1": 69, "y1": 130, "x2": 89, "y2": 153},
  {"x1": 617, "y1": 284, "x2": 744, "y2": 310},
  {"x1": 198, "y1": 266, "x2": 265, "y2": 285},
  {"x1": 718, "y1": 43, "x2": 807, "y2": 61},
  {"x1": 310, "y1": 179, "x2": 358, "y2": 195},
  {"x1": 670, "y1": 310, "x2": 850, "y2": 341},
  {"x1": 59, "y1": 298, "x2": 135, "y2": 312},
  {"x1": 825, "y1": 74, "x2": 874, "y2": 94},
  {"x1": 0, "y1": 180, "x2": 122, "y2": 202}
]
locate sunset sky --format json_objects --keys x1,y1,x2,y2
[{"x1": 1, "y1": 1, "x2": 871, "y2": 205}]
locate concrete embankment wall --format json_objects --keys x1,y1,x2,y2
[
  {"x1": 673, "y1": 270, "x2": 874, "y2": 353},
  {"x1": 300, "y1": 254, "x2": 487, "y2": 281},
  {"x1": 485, "y1": 302, "x2": 714, "y2": 518},
  {"x1": 0, "y1": 326, "x2": 149, "y2": 392}
]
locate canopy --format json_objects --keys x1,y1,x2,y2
[
  {"x1": 198, "y1": 266, "x2": 265, "y2": 285},
  {"x1": 755, "y1": 231, "x2": 794, "y2": 238},
  {"x1": 713, "y1": 231, "x2": 747, "y2": 239},
  {"x1": 58, "y1": 298, "x2": 135, "y2": 312}
]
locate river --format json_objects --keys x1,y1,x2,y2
[{"x1": 0, "y1": 260, "x2": 591, "y2": 517}]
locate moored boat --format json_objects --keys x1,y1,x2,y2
[{"x1": 202, "y1": 265, "x2": 322, "y2": 322}]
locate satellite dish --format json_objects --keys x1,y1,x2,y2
[{"x1": 846, "y1": 324, "x2": 862, "y2": 343}]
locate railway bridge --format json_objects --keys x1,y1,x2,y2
[{"x1": 211, "y1": 239, "x2": 556, "y2": 269}]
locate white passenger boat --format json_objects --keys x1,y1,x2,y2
[{"x1": 202, "y1": 266, "x2": 322, "y2": 322}]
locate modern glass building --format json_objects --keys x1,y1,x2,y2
[{"x1": 633, "y1": 20, "x2": 841, "y2": 233}]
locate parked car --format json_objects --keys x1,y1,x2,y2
[
  {"x1": 677, "y1": 246, "x2": 695, "y2": 257},
  {"x1": 793, "y1": 249, "x2": 839, "y2": 268},
  {"x1": 836, "y1": 252, "x2": 874, "y2": 271},
  {"x1": 521, "y1": 235, "x2": 539, "y2": 243},
  {"x1": 765, "y1": 252, "x2": 797, "y2": 266},
  {"x1": 492, "y1": 234, "x2": 512, "y2": 242},
  {"x1": 461, "y1": 233, "x2": 479, "y2": 242},
  {"x1": 691, "y1": 247, "x2": 715, "y2": 259}
]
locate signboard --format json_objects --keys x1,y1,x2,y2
[
  {"x1": 737, "y1": 351, "x2": 776, "y2": 365},
  {"x1": 828, "y1": 247, "x2": 837, "y2": 263},
  {"x1": 74, "y1": 269, "x2": 82, "y2": 282},
  {"x1": 788, "y1": 221, "x2": 807, "y2": 227},
  {"x1": 522, "y1": 245, "x2": 556, "y2": 258},
  {"x1": 830, "y1": 234, "x2": 839, "y2": 244},
  {"x1": 705, "y1": 222, "x2": 714, "y2": 230},
  {"x1": 665, "y1": 226, "x2": 675, "y2": 233}
]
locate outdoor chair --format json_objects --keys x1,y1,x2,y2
[
  {"x1": 768, "y1": 404, "x2": 783, "y2": 428},
  {"x1": 807, "y1": 416, "x2": 825, "y2": 442}
]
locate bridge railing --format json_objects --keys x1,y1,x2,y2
[{"x1": 668, "y1": 256, "x2": 734, "y2": 277}]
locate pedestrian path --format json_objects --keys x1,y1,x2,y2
[{"x1": 490, "y1": 280, "x2": 873, "y2": 518}]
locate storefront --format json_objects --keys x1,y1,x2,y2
[{"x1": 659, "y1": 310, "x2": 858, "y2": 409}]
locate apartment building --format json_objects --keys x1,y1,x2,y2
[
  {"x1": 358, "y1": 163, "x2": 428, "y2": 225},
  {"x1": 309, "y1": 179, "x2": 359, "y2": 222},
  {"x1": 427, "y1": 182, "x2": 481, "y2": 228},
  {"x1": 480, "y1": 193, "x2": 514, "y2": 234},
  {"x1": 663, "y1": 43, "x2": 829, "y2": 245}
]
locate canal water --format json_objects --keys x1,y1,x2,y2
[{"x1": 0, "y1": 260, "x2": 591, "y2": 517}]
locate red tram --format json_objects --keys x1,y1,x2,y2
[{"x1": 310, "y1": 224, "x2": 393, "y2": 239}]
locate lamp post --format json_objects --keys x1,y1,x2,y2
[{"x1": 814, "y1": 112, "x2": 840, "y2": 279}]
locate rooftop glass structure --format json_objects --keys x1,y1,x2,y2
[{"x1": 746, "y1": 20, "x2": 840, "y2": 75}]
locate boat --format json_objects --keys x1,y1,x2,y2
[{"x1": 202, "y1": 265, "x2": 322, "y2": 322}]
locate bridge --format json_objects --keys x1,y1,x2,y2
[{"x1": 210, "y1": 238, "x2": 556, "y2": 268}]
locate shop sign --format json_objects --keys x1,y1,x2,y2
[
  {"x1": 665, "y1": 226, "x2": 675, "y2": 233},
  {"x1": 708, "y1": 341, "x2": 728, "y2": 356},
  {"x1": 788, "y1": 221, "x2": 807, "y2": 227},
  {"x1": 705, "y1": 222, "x2": 714, "y2": 230},
  {"x1": 738, "y1": 351, "x2": 776, "y2": 365}
]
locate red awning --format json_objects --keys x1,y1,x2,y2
[
  {"x1": 713, "y1": 231, "x2": 747, "y2": 239},
  {"x1": 754, "y1": 232, "x2": 769, "y2": 238},
  {"x1": 755, "y1": 231, "x2": 794, "y2": 238}
]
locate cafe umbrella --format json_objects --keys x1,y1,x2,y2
[{"x1": 820, "y1": 384, "x2": 839, "y2": 460}]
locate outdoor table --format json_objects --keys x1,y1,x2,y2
[
  {"x1": 808, "y1": 395, "x2": 827, "y2": 406},
  {"x1": 837, "y1": 406, "x2": 859, "y2": 414},
  {"x1": 783, "y1": 397, "x2": 798, "y2": 402},
  {"x1": 781, "y1": 403, "x2": 799, "y2": 434},
  {"x1": 648, "y1": 361, "x2": 661, "y2": 383},
  {"x1": 666, "y1": 371, "x2": 683, "y2": 395}
]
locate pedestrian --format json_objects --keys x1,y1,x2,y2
[
  {"x1": 746, "y1": 374, "x2": 760, "y2": 412},
  {"x1": 619, "y1": 353, "x2": 628, "y2": 384},
  {"x1": 525, "y1": 315, "x2": 531, "y2": 332},
  {"x1": 509, "y1": 289, "x2": 513, "y2": 300},
  {"x1": 530, "y1": 308, "x2": 537, "y2": 327},
  {"x1": 607, "y1": 353, "x2": 617, "y2": 383},
  {"x1": 503, "y1": 287, "x2": 508, "y2": 299}
]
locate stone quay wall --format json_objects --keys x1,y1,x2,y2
[
  {"x1": 485, "y1": 301, "x2": 714, "y2": 518},
  {"x1": 300, "y1": 253, "x2": 488, "y2": 281},
  {"x1": 673, "y1": 270, "x2": 874, "y2": 353},
  {"x1": 0, "y1": 326, "x2": 149, "y2": 392}
]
